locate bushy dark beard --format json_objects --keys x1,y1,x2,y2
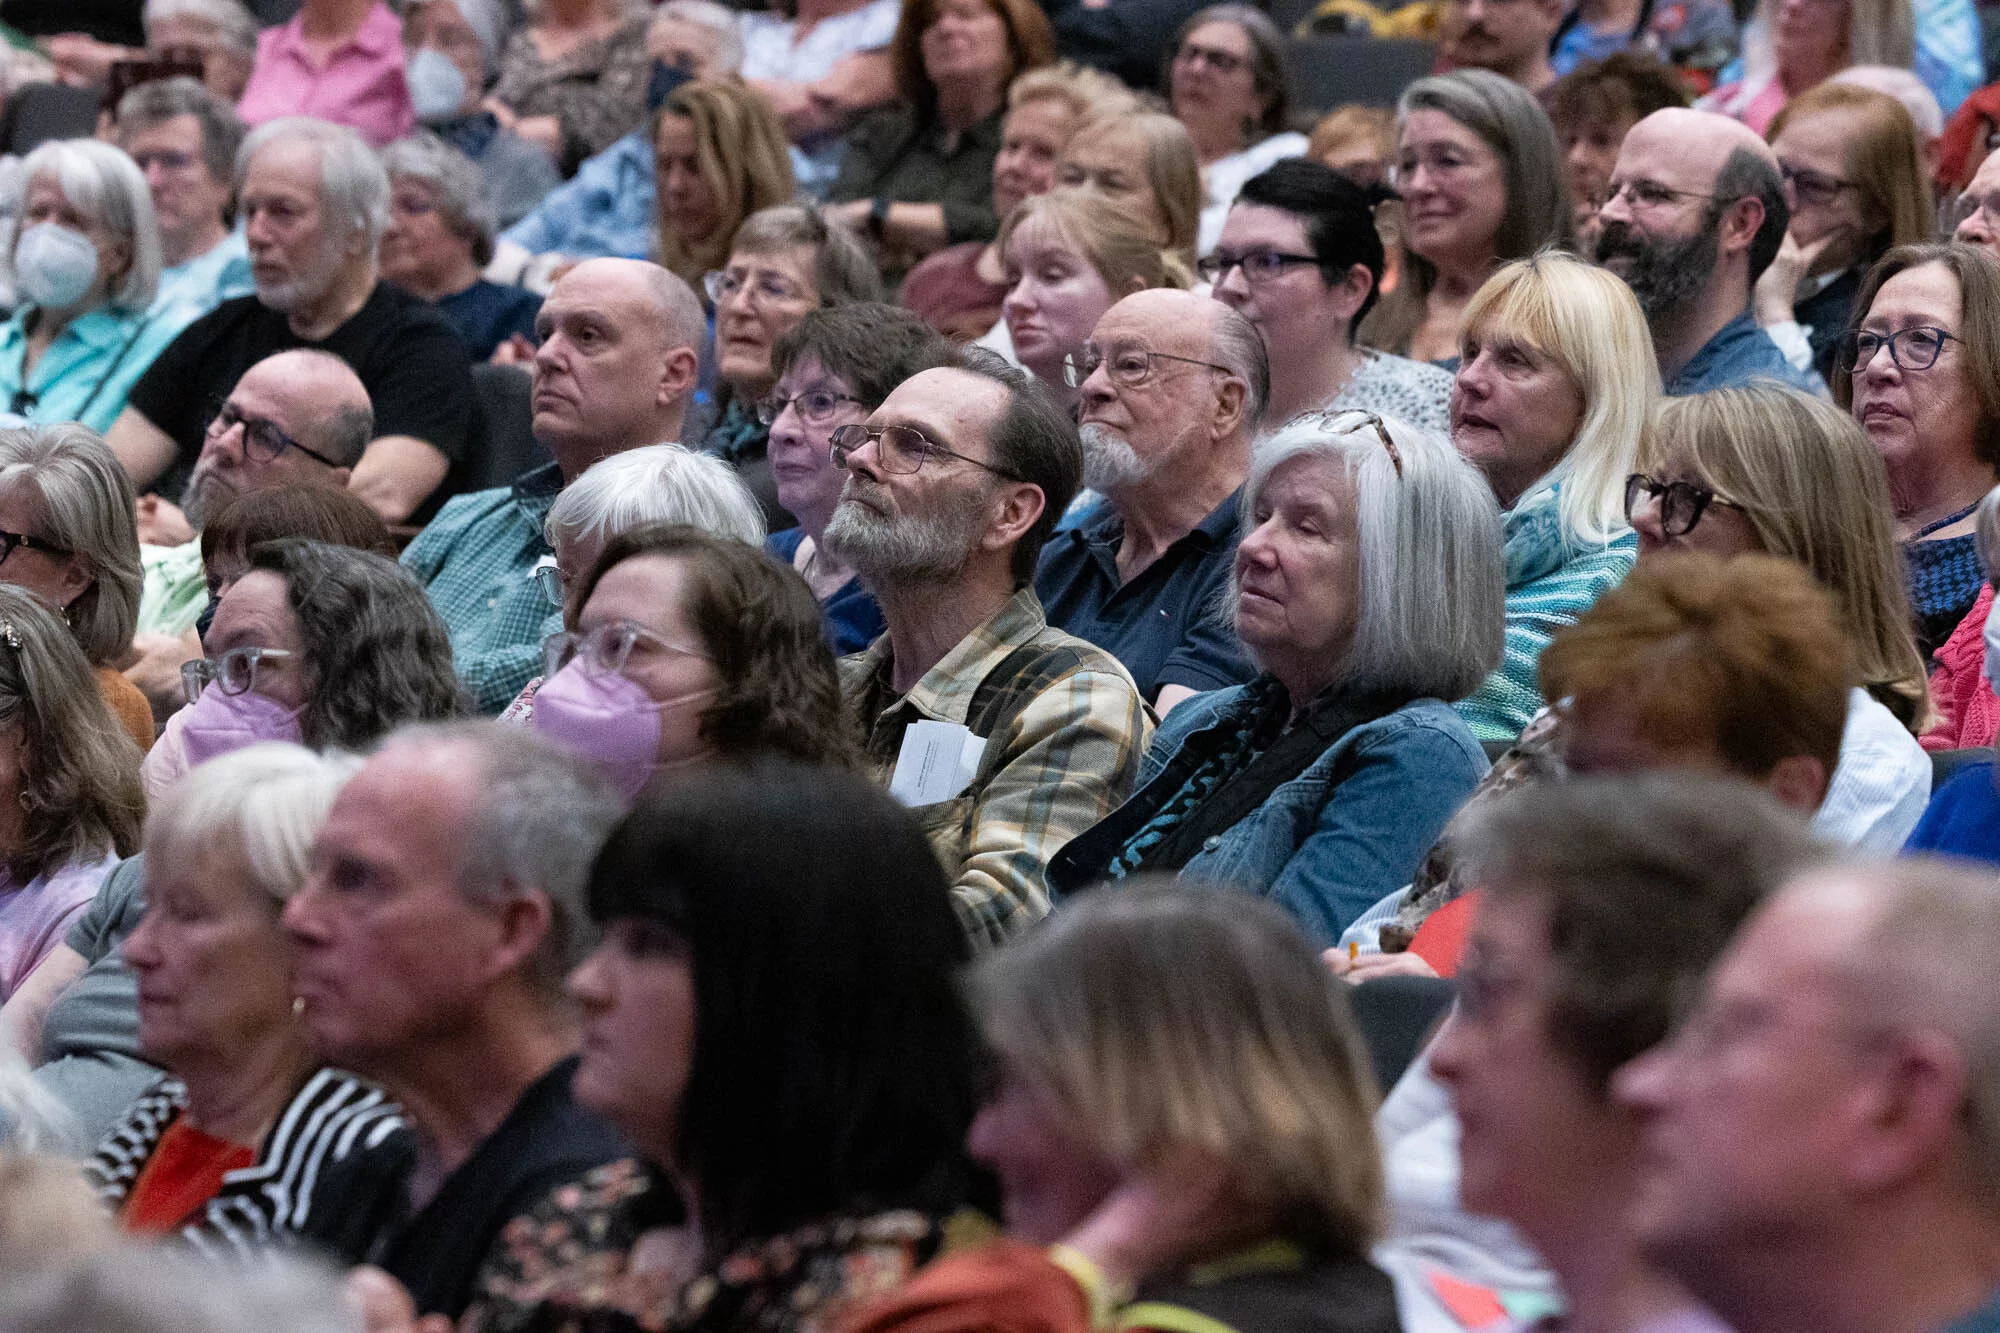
[{"x1": 1592, "y1": 215, "x2": 1720, "y2": 322}]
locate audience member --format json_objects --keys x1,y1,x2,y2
[
  {"x1": 1438, "y1": 0, "x2": 1562, "y2": 93},
  {"x1": 649, "y1": 79, "x2": 796, "y2": 291},
  {"x1": 902, "y1": 63, "x2": 1136, "y2": 342},
  {"x1": 0, "y1": 1150, "x2": 110, "y2": 1266},
  {"x1": 403, "y1": 258, "x2": 702, "y2": 713},
  {"x1": 702, "y1": 205, "x2": 882, "y2": 528},
  {"x1": 1700, "y1": 0, "x2": 1915, "y2": 134},
  {"x1": 1831, "y1": 64, "x2": 1945, "y2": 164},
  {"x1": 144, "y1": 0, "x2": 259, "y2": 102},
  {"x1": 1362, "y1": 71, "x2": 1572, "y2": 365},
  {"x1": 827, "y1": 0, "x2": 1057, "y2": 276},
  {"x1": 1757, "y1": 84, "x2": 1934, "y2": 381},
  {"x1": 378, "y1": 135, "x2": 542, "y2": 360},
  {"x1": 1835, "y1": 243, "x2": 2000, "y2": 657},
  {"x1": 484, "y1": 0, "x2": 649, "y2": 174},
  {"x1": 741, "y1": 0, "x2": 901, "y2": 197},
  {"x1": 1039, "y1": 290, "x2": 1261, "y2": 706},
  {"x1": 825, "y1": 351, "x2": 1149, "y2": 950},
  {"x1": 0, "y1": 427, "x2": 150, "y2": 750},
  {"x1": 108, "y1": 118, "x2": 475, "y2": 527},
  {"x1": 454, "y1": 759, "x2": 978, "y2": 1326},
  {"x1": 282, "y1": 723, "x2": 629, "y2": 1318},
  {"x1": 765, "y1": 303, "x2": 954, "y2": 653},
  {"x1": 849, "y1": 886, "x2": 1400, "y2": 1333},
  {"x1": 1308, "y1": 104, "x2": 1398, "y2": 190},
  {"x1": 91, "y1": 743, "x2": 411, "y2": 1255},
  {"x1": 401, "y1": 0, "x2": 561, "y2": 230},
  {"x1": 236, "y1": 0, "x2": 417, "y2": 148},
  {"x1": 1050, "y1": 412, "x2": 1498, "y2": 944},
  {"x1": 1917, "y1": 482, "x2": 2000, "y2": 751},
  {"x1": 1164, "y1": 6, "x2": 1307, "y2": 252},
  {"x1": 1208, "y1": 158, "x2": 1453, "y2": 432},
  {"x1": 113, "y1": 79, "x2": 254, "y2": 326},
  {"x1": 1053, "y1": 109, "x2": 1204, "y2": 270},
  {"x1": 995, "y1": 188, "x2": 1190, "y2": 410},
  {"x1": 1548, "y1": 0, "x2": 1737, "y2": 79},
  {"x1": 1451, "y1": 253, "x2": 1654, "y2": 740},
  {"x1": 0, "y1": 140, "x2": 173, "y2": 437},
  {"x1": 1616, "y1": 857, "x2": 2000, "y2": 1333},
  {"x1": 1953, "y1": 152, "x2": 2000, "y2": 259},
  {"x1": 1634, "y1": 385, "x2": 1932, "y2": 849},
  {"x1": 0, "y1": 1244, "x2": 359, "y2": 1333},
  {"x1": 1545, "y1": 53, "x2": 1688, "y2": 247},
  {"x1": 1426, "y1": 774, "x2": 1818, "y2": 1333},
  {"x1": 1906, "y1": 724, "x2": 2000, "y2": 863},
  {"x1": 1593, "y1": 106, "x2": 1824, "y2": 395}
]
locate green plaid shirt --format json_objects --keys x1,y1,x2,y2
[
  {"x1": 403, "y1": 462, "x2": 564, "y2": 715},
  {"x1": 843, "y1": 587, "x2": 1153, "y2": 952}
]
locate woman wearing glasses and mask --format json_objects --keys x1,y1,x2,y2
[
  {"x1": 1048, "y1": 411, "x2": 1501, "y2": 946},
  {"x1": 1207, "y1": 159, "x2": 1452, "y2": 433}
]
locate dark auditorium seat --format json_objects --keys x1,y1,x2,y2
[
  {"x1": 0, "y1": 82, "x2": 102, "y2": 156},
  {"x1": 464, "y1": 362, "x2": 550, "y2": 494},
  {"x1": 1349, "y1": 973, "x2": 1456, "y2": 1091},
  {"x1": 1287, "y1": 37, "x2": 1437, "y2": 114},
  {"x1": 1932, "y1": 746, "x2": 1992, "y2": 792}
]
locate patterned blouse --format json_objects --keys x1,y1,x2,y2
[
  {"x1": 489, "y1": 16, "x2": 652, "y2": 170},
  {"x1": 1310, "y1": 352, "x2": 1455, "y2": 437}
]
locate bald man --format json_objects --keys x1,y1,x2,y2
[
  {"x1": 402, "y1": 258, "x2": 705, "y2": 713},
  {"x1": 1035, "y1": 290, "x2": 1265, "y2": 712},
  {"x1": 1591, "y1": 107, "x2": 1826, "y2": 396}
]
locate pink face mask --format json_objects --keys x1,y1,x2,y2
[
  {"x1": 177, "y1": 684, "x2": 307, "y2": 768},
  {"x1": 532, "y1": 662, "x2": 714, "y2": 801}
]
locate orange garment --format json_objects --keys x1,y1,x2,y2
[
  {"x1": 121, "y1": 1117, "x2": 255, "y2": 1233},
  {"x1": 96, "y1": 666, "x2": 155, "y2": 753},
  {"x1": 841, "y1": 1239, "x2": 1095, "y2": 1333}
]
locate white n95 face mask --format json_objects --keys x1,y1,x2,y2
[
  {"x1": 14, "y1": 222, "x2": 99, "y2": 310},
  {"x1": 407, "y1": 46, "x2": 469, "y2": 123}
]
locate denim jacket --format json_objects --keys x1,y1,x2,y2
[{"x1": 1049, "y1": 682, "x2": 1489, "y2": 945}]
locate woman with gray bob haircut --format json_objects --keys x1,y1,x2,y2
[{"x1": 1049, "y1": 411, "x2": 1502, "y2": 945}]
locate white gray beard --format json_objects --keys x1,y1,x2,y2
[
  {"x1": 821, "y1": 484, "x2": 987, "y2": 589},
  {"x1": 1079, "y1": 424, "x2": 1153, "y2": 493}
]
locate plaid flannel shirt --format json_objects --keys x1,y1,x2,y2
[
  {"x1": 843, "y1": 588, "x2": 1152, "y2": 952},
  {"x1": 402, "y1": 462, "x2": 563, "y2": 715}
]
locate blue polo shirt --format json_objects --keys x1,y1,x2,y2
[
  {"x1": 1034, "y1": 488, "x2": 1254, "y2": 700},
  {"x1": 1665, "y1": 309, "x2": 1827, "y2": 398}
]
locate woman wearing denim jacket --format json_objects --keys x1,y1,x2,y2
[{"x1": 1048, "y1": 409, "x2": 1502, "y2": 944}]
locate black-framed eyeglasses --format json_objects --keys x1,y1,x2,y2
[
  {"x1": 1837, "y1": 325, "x2": 1959, "y2": 374},
  {"x1": 1625, "y1": 473, "x2": 1747, "y2": 537},
  {"x1": 1779, "y1": 162, "x2": 1860, "y2": 208},
  {"x1": 543, "y1": 619, "x2": 710, "y2": 681},
  {"x1": 1194, "y1": 249, "x2": 1323, "y2": 285},
  {"x1": 205, "y1": 400, "x2": 344, "y2": 468},
  {"x1": 828, "y1": 423, "x2": 1027, "y2": 480},
  {"x1": 756, "y1": 388, "x2": 866, "y2": 426},
  {"x1": 1062, "y1": 343, "x2": 1235, "y2": 390},
  {"x1": 181, "y1": 645, "x2": 292, "y2": 703},
  {"x1": 0, "y1": 529, "x2": 71, "y2": 565}
]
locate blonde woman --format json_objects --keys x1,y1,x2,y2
[
  {"x1": 1054, "y1": 110, "x2": 1203, "y2": 274},
  {"x1": 1699, "y1": 0, "x2": 1916, "y2": 134},
  {"x1": 1450, "y1": 252, "x2": 1657, "y2": 740},
  {"x1": 848, "y1": 886, "x2": 1399, "y2": 1333},
  {"x1": 651, "y1": 80, "x2": 797, "y2": 288}
]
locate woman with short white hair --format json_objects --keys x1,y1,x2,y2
[
  {"x1": 0, "y1": 141, "x2": 173, "y2": 436},
  {"x1": 1049, "y1": 410, "x2": 1503, "y2": 944}
]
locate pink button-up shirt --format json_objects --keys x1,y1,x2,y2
[{"x1": 237, "y1": 1, "x2": 415, "y2": 148}]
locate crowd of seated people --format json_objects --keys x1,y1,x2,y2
[{"x1": 6, "y1": 2, "x2": 2000, "y2": 1330}]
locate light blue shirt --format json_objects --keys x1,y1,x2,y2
[
  {"x1": 0, "y1": 300, "x2": 194, "y2": 436},
  {"x1": 498, "y1": 130, "x2": 654, "y2": 261},
  {"x1": 152, "y1": 230, "x2": 253, "y2": 330}
]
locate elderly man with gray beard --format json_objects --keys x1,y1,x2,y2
[{"x1": 1035, "y1": 290, "x2": 1265, "y2": 714}]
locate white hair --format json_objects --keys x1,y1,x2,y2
[
  {"x1": 237, "y1": 117, "x2": 391, "y2": 248},
  {"x1": 406, "y1": 0, "x2": 509, "y2": 73},
  {"x1": 0, "y1": 1244, "x2": 361, "y2": 1333},
  {"x1": 545, "y1": 443, "x2": 765, "y2": 554},
  {"x1": 15, "y1": 139, "x2": 162, "y2": 311},
  {"x1": 1830, "y1": 65, "x2": 1943, "y2": 140},
  {"x1": 654, "y1": 0, "x2": 743, "y2": 74},
  {"x1": 142, "y1": 0, "x2": 259, "y2": 56},
  {"x1": 1240, "y1": 413, "x2": 1505, "y2": 701},
  {"x1": 144, "y1": 742, "x2": 363, "y2": 906}
]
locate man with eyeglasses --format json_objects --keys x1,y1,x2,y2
[
  {"x1": 1034, "y1": 289, "x2": 1261, "y2": 713},
  {"x1": 824, "y1": 349, "x2": 1150, "y2": 952},
  {"x1": 114, "y1": 77, "x2": 254, "y2": 332},
  {"x1": 403, "y1": 257, "x2": 704, "y2": 714},
  {"x1": 1592, "y1": 107, "x2": 1826, "y2": 397},
  {"x1": 1951, "y1": 152, "x2": 2000, "y2": 261}
]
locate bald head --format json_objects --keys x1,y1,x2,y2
[
  {"x1": 532, "y1": 259, "x2": 703, "y2": 472},
  {"x1": 1628, "y1": 108, "x2": 1776, "y2": 182},
  {"x1": 250, "y1": 350, "x2": 373, "y2": 465},
  {"x1": 1093, "y1": 289, "x2": 1271, "y2": 431}
]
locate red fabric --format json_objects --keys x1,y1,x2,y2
[
  {"x1": 1921, "y1": 583, "x2": 1999, "y2": 753},
  {"x1": 121, "y1": 1118, "x2": 255, "y2": 1233},
  {"x1": 1941, "y1": 83, "x2": 2000, "y2": 190},
  {"x1": 1408, "y1": 892, "x2": 1479, "y2": 978},
  {"x1": 840, "y1": 1240, "x2": 1092, "y2": 1333}
]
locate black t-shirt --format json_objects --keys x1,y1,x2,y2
[{"x1": 125, "y1": 282, "x2": 475, "y2": 523}]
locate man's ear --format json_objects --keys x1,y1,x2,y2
[
  {"x1": 1211, "y1": 373, "x2": 1250, "y2": 440},
  {"x1": 483, "y1": 885, "x2": 555, "y2": 987},
  {"x1": 1718, "y1": 193, "x2": 1767, "y2": 261},
  {"x1": 982, "y1": 481, "x2": 1047, "y2": 557},
  {"x1": 1765, "y1": 753, "x2": 1830, "y2": 816},
  {"x1": 659, "y1": 346, "x2": 700, "y2": 407}
]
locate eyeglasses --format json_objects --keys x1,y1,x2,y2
[
  {"x1": 1062, "y1": 343, "x2": 1234, "y2": 390},
  {"x1": 0, "y1": 529, "x2": 71, "y2": 565},
  {"x1": 543, "y1": 619, "x2": 710, "y2": 681},
  {"x1": 756, "y1": 387, "x2": 866, "y2": 426},
  {"x1": 1323, "y1": 409, "x2": 1402, "y2": 478},
  {"x1": 1599, "y1": 178, "x2": 1723, "y2": 211},
  {"x1": 1195, "y1": 249, "x2": 1323, "y2": 285},
  {"x1": 1947, "y1": 189, "x2": 2000, "y2": 235},
  {"x1": 1625, "y1": 473, "x2": 1746, "y2": 536},
  {"x1": 130, "y1": 149, "x2": 197, "y2": 174},
  {"x1": 181, "y1": 645, "x2": 292, "y2": 703},
  {"x1": 1837, "y1": 325, "x2": 1959, "y2": 374},
  {"x1": 1779, "y1": 163, "x2": 1860, "y2": 208},
  {"x1": 828, "y1": 423, "x2": 1027, "y2": 480},
  {"x1": 205, "y1": 400, "x2": 344, "y2": 468},
  {"x1": 702, "y1": 268, "x2": 813, "y2": 307},
  {"x1": 1173, "y1": 42, "x2": 1246, "y2": 74}
]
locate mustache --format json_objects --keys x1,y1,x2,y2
[{"x1": 1592, "y1": 220, "x2": 1644, "y2": 263}]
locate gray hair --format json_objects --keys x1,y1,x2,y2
[
  {"x1": 408, "y1": 0, "x2": 509, "y2": 71},
  {"x1": 1714, "y1": 146, "x2": 1788, "y2": 284},
  {"x1": 1206, "y1": 301, "x2": 1269, "y2": 432},
  {"x1": 545, "y1": 444, "x2": 764, "y2": 554},
  {"x1": 1830, "y1": 65, "x2": 1943, "y2": 140},
  {"x1": 115, "y1": 77, "x2": 244, "y2": 184},
  {"x1": 142, "y1": 0, "x2": 259, "y2": 56},
  {"x1": 731, "y1": 204, "x2": 883, "y2": 307},
  {"x1": 0, "y1": 425, "x2": 142, "y2": 666},
  {"x1": 145, "y1": 742, "x2": 363, "y2": 907},
  {"x1": 392, "y1": 721, "x2": 626, "y2": 1005},
  {"x1": 0, "y1": 1245, "x2": 359, "y2": 1333},
  {"x1": 1240, "y1": 413, "x2": 1504, "y2": 700},
  {"x1": 1975, "y1": 482, "x2": 2000, "y2": 578},
  {"x1": 380, "y1": 133, "x2": 495, "y2": 265},
  {"x1": 953, "y1": 345, "x2": 1083, "y2": 584},
  {"x1": 1398, "y1": 69, "x2": 1572, "y2": 262},
  {"x1": 237, "y1": 117, "x2": 391, "y2": 248},
  {"x1": 655, "y1": 0, "x2": 742, "y2": 73},
  {"x1": 15, "y1": 139, "x2": 163, "y2": 311}
]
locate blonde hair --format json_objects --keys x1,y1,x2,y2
[
  {"x1": 1308, "y1": 104, "x2": 1396, "y2": 168},
  {"x1": 1060, "y1": 111, "x2": 1202, "y2": 271},
  {"x1": 1767, "y1": 83, "x2": 1932, "y2": 256},
  {"x1": 1007, "y1": 60, "x2": 1140, "y2": 123},
  {"x1": 1643, "y1": 385, "x2": 1931, "y2": 729},
  {"x1": 1459, "y1": 252, "x2": 1658, "y2": 544},
  {"x1": 998, "y1": 187, "x2": 1194, "y2": 297},
  {"x1": 973, "y1": 885, "x2": 1385, "y2": 1260},
  {"x1": 651, "y1": 80, "x2": 796, "y2": 285}
]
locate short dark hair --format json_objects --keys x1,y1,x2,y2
[
  {"x1": 770, "y1": 303, "x2": 957, "y2": 410},
  {"x1": 200, "y1": 483, "x2": 395, "y2": 575},
  {"x1": 953, "y1": 346, "x2": 1083, "y2": 584},
  {"x1": 573, "y1": 524, "x2": 855, "y2": 766},
  {"x1": 1545, "y1": 51, "x2": 1688, "y2": 136},
  {"x1": 1236, "y1": 158, "x2": 1386, "y2": 336},
  {"x1": 1458, "y1": 773, "x2": 1823, "y2": 1091},
  {"x1": 1714, "y1": 147, "x2": 1789, "y2": 284},
  {"x1": 586, "y1": 758, "x2": 979, "y2": 1252},
  {"x1": 247, "y1": 539, "x2": 464, "y2": 749}
]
